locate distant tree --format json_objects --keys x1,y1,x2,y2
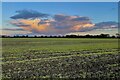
[
  {"x1": 116, "y1": 33, "x2": 120, "y2": 38},
  {"x1": 34, "y1": 35, "x2": 37, "y2": 38},
  {"x1": 50, "y1": 35, "x2": 53, "y2": 38},
  {"x1": 85, "y1": 34, "x2": 91, "y2": 38},
  {"x1": 26, "y1": 35, "x2": 28, "y2": 38},
  {"x1": 100, "y1": 34, "x2": 110, "y2": 38},
  {"x1": 111, "y1": 35, "x2": 115, "y2": 38}
]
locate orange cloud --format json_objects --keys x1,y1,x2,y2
[
  {"x1": 71, "y1": 23, "x2": 95, "y2": 31},
  {"x1": 10, "y1": 13, "x2": 96, "y2": 34},
  {"x1": 19, "y1": 19, "x2": 50, "y2": 32},
  {"x1": 10, "y1": 18, "x2": 95, "y2": 34}
]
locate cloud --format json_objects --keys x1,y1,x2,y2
[
  {"x1": 10, "y1": 10, "x2": 49, "y2": 19},
  {"x1": 10, "y1": 20, "x2": 30, "y2": 27},
  {"x1": 9, "y1": 10, "x2": 118, "y2": 35},
  {"x1": 2, "y1": 28, "x2": 25, "y2": 31},
  {"x1": 10, "y1": 12, "x2": 95, "y2": 34},
  {"x1": 94, "y1": 21, "x2": 118, "y2": 29},
  {"x1": 53, "y1": 14, "x2": 90, "y2": 22},
  {"x1": 10, "y1": 18, "x2": 55, "y2": 34},
  {"x1": 71, "y1": 16, "x2": 90, "y2": 22},
  {"x1": 76, "y1": 21, "x2": 118, "y2": 32},
  {"x1": 52, "y1": 14, "x2": 94, "y2": 32}
]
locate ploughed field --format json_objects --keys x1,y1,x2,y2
[{"x1": 2, "y1": 38, "x2": 120, "y2": 79}]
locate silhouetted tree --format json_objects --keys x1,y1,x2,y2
[
  {"x1": 116, "y1": 33, "x2": 120, "y2": 38},
  {"x1": 1, "y1": 33, "x2": 119, "y2": 38}
]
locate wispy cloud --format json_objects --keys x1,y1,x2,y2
[{"x1": 2, "y1": 28, "x2": 25, "y2": 31}]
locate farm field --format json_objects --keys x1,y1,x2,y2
[{"x1": 2, "y1": 38, "x2": 120, "y2": 79}]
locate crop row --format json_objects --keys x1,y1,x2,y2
[{"x1": 2, "y1": 49, "x2": 120, "y2": 79}]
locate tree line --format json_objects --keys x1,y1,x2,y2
[{"x1": 1, "y1": 33, "x2": 120, "y2": 38}]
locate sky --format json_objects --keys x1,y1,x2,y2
[
  {"x1": 1, "y1": 2, "x2": 118, "y2": 36},
  {"x1": 1, "y1": 0, "x2": 119, "y2": 2}
]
